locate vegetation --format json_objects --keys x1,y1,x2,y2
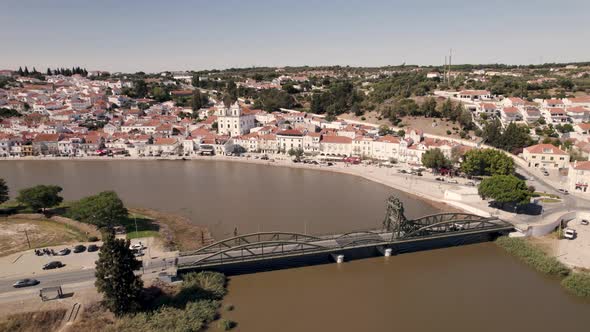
[
  {"x1": 16, "y1": 185, "x2": 63, "y2": 212},
  {"x1": 421, "y1": 148, "x2": 451, "y2": 170},
  {"x1": 0, "y1": 107, "x2": 22, "y2": 118},
  {"x1": 478, "y1": 175, "x2": 532, "y2": 207},
  {"x1": 0, "y1": 309, "x2": 67, "y2": 332},
  {"x1": 461, "y1": 149, "x2": 515, "y2": 176},
  {"x1": 482, "y1": 120, "x2": 532, "y2": 154},
  {"x1": 495, "y1": 237, "x2": 569, "y2": 277},
  {"x1": 0, "y1": 178, "x2": 8, "y2": 205},
  {"x1": 561, "y1": 273, "x2": 590, "y2": 298},
  {"x1": 253, "y1": 89, "x2": 295, "y2": 112},
  {"x1": 95, "y1": 232, "x2": 144, "y2": 316},
  {"x1": 311, "y1": 81, "x2": 362, "y2": 116},
  {"x1": 0, "y1": 217, "x2": 88, "y2": 257},
  {"x1": 74, "y1": 271, "x2": 230, "y2": 332},
  {"x1": 67, "y1": 191, "x2": 128, "y2": 228}
]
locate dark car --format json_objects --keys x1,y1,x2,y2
[
  {"x1": 13, "y1": 278, "x2": 40, "y2": 288},
  {"x1": 73, "y1": 245, "x2": 86, "y2": 253},
  {"x1": 43, "y1": 261, "x2": 64, "y2": 270},
  {"x1": 87, "y1": 244, "x2": 99, "y2": 252},
  {"x1": 57, "y1": 248, "x2": 70, "y2": 256}
]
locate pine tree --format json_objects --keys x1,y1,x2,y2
[
  {"x1": 17, "y1": 67, "x2": 23, "y2": 76},
  {"x1": 95, "y1": 232, "x2": 143, "y2": 316},
  {"x1": 47, "y1": 68, "x2": 52, "y2": 76},
  {"x1": 24, "y1": 66, "x2": 29, "y2": 76}
]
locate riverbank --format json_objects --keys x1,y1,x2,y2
[{"x1": 496, "y1": 236, "x2": 590, "y2": 299}]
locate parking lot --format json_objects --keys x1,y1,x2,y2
[
  {"x1": 556, "y1": 217, "x2": 590, "y2": 268},
  {"x1": 0, "y1": 241, "x2": 101, "y2": 279}
]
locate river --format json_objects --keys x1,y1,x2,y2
[{"x1": 1, "y1": 160, "x2": 588, "y2": 331}]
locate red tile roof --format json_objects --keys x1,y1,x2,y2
[{"x1": 524, "y1": 144, "x2": 567, "y2": 155}]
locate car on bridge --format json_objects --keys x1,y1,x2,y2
[{"x1": 13, "y1": 278, "x2": 40, "y2": 288}]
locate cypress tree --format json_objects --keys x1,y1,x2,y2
[{"x1": 95, "y1": 232, "x2": 143, "y2": 316}]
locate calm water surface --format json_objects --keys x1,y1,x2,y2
[{"x1": 1, "y1": 160, "x2": 588, "y2": 331}]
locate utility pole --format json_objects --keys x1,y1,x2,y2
[{"x1": 24, "y1": 229, "x2": 31, "y2": 249}]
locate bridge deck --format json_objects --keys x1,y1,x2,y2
[{"x1": 177, "y1": 217, "x2": 514, "y2": 271}]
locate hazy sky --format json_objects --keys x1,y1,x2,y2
[{"x1": 1, "y1": 0, "x2": 589, "y2": 72}]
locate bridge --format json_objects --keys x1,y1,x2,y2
[{"x1": 177, "y1": 197, "x2": 514, "y2": 274}]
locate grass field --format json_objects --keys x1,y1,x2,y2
[
  {"x1": 0, "y1": 309, "x2": 67, "y2": 332},
  {"x1": 121, "y1": 212, "x2": 161, "y2": 240},
  {"x1": 0, "y1": 217, "x2": 88, "y2": 257}
]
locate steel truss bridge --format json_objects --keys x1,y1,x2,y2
[{"x1": 177, "y1": 213, "x2": 513, "y2": 272}]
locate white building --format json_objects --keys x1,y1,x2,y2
[
  {"x1": 216, "y1": 102, "x2": 256, "y2": 137},
  {"x1": 568, "y1": 161, "x2": 590, "y2": 194},
  {"x1": 523, "y1": 144, "x2": 570, "y2": 169}
]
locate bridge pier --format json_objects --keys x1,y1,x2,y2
[
  {"x1": 331, "y1": 253, "x2": 345, "y2": 263},
  {"x1": 376, "y1": 246, "x2": 394, "y2": 257}
]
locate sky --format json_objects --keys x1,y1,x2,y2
[{"x1": 1, "y1": 0, "x2": 589, "y2": 73}]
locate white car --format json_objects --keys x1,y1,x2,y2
[
  {"x1": 129, "y1": 243, "x2": 144, "y2": 251},
  {"x1": 446, "y1": 179, "x2": 459, "y2": 184},
  {"x1": 564, "y1": 228, "x2": 576, "y2": 240}
]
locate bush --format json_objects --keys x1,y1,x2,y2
[
  {"x1": 360, "y1": 116, "x2": 366, "y2": 121},
  {"x1": 217, "y1": 318, "x2": 236, "y2": 331},
  {"x1": 496, "y1": 237, "x2": 570, "y2": 277},
  {"x1": 561, "y1": 273, "x2": 590, "y2": 298},
  {"x1": 446, "y1": 130, "x2": 452, "y2": 135},
  {"x1": 225, "y1": 304, "x2": 234, "y2": 311}
]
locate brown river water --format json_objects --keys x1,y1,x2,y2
[{"x1": 1, "y1": 160, "x2": 589, "y2": 331}]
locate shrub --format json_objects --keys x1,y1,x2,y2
[
  {"x1": 496, "y1": 237, "x2": 570, "y2": 277},
  {"x1": 360, "y1": 116, "x2": 366, "y2": 121},
  {"x1": 225, "y1": 304, "x2": 234, "y2": 311},
  {"x1": 561, "y1": 273, "x2": 590, "y2": 298},
  {"x1": 88, "y1": 236, "x2": 99, "y2": 242},
  {"x1": 446, "y1": 130, "x2": 452, "y2": 135},
  {"x1": 217, "y1": 318, "x2": 236, "y2": 331}
]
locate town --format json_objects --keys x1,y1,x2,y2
[{"x1": 1, "y1": 64, "x2": 589, "y2": 195}]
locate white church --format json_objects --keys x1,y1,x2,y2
[{"x1": 215, "y1": 101, "x2": 256, "y2": 137}]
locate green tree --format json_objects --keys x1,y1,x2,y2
[
  {"x1": 288, "y1": 148, "x2": 304, "y2": 160},
  {"x1": 461, "y1": 149, "x2": 515, "y2": 176},
  {"x1": 68, "y1": 191, "x2": 128, "y2": 228},
  {"x1": 421, "y1": 148, "x2": 451, "y2": 169},
  {"x1": 0, "y1": 178, "x2": 8, "y2": 205},
  {"x1": 440, "y1": 98, "x2": 454, "y2": 119},
  {"x1": 420, "y1": 97, "x2": 439, "y2": 117},
  {"x1": 478, "y1": 175, "x2": 531, "y2": 208},
  {"x1": 132, "y1": 80, "x2": 148, "y2": 98},
  {"x1": 95, "y1": 232, "x2": 143, "y2": 316},
  {"x1": 16, "y1": 185, "x2": 63, "y2": 211},
  {"x1": 498, "y1": 123, "x2": 531, "y2": 153},
  {"x1": 192, "y1": 90, "x2": 203, "y2": 111},
  {"x1": 378, "y1": 124, "x2": 392, "y2": 136}
]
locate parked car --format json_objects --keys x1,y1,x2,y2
[
  {"x1": 447, "y1": 179, "x2": 459, "y2": 184},
  {"x1": 57, "y1": 248, "x2": 70, "y2": 256},
  {"x1": 581, "y1": 220, "x2": 589, "y2": 226},
  {"x1": 558, "y1": 189, "x2": 569, "y2": 195},
  {"x1": 466, "y1": 181, "x2": 476, "y2": 186},
  {"x1": 564, "y1": 228, "x2": 577, "y2": 240},
  {"x1": 13, "y1": 278, "x2": 40, "y2": 288},
  {"x1": 129, "y1": 243, "x2": 144, "y2": 251},
  {"x1": 87, "y1": 244, "x2": 100, "y2": 252},
  {"x1": 73, "y1": 245, "x2": 86, "y2": 253},
  {"x1": 435, "y1": 177, "x2": 444, "y2": 182},
  {"x1": 43, "y1": 261, "x2": 64, "y2": 270}
]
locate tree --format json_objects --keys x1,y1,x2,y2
[
  {"x1": 498, "y1": 123, "x2": 531, "y2": 153},
  {"x1": 16, "y1": 185, "x2": 63, "y2": 211},
  {"x1": 461, "y1": 149, "x2": 515, "y2": 176},
  {"x1": 68, "y1": 191, "x2": 128, "y2": 228},
  {"x1": 420, "y1": 97, "x2": 439, "y2": 117},
  {"x1": 378, "y1": 124, "x2": 392, "y2": 136},
  {"x1": 440, "y1": 98, "x2": 454, "y2": 119},
  {"x1": 95, "y1": 232, "x2": 143, "y2": 316},
  {"x1": 478, "y1": 175, "x2": 531, "y2": 208},
  {"x1": 421, "y1": 148, "x2": 451, "y2": 170},
  {"x1": 192, "y1": 90, "x2": 203, "y2": 111},
  {"x1": 0, "y1": 178, "x2": 8, "y2": 205},
  {"x1": 288, "y1": 148, "x2": 304, "y2": 161}
]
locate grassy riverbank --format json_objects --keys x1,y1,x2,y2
[
  {"x1": 496, "y1": 236, "x2": 590, "y2": 298},
  {"x1": 72, "y1": 271, "x2": 234, "y2": 332}
]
